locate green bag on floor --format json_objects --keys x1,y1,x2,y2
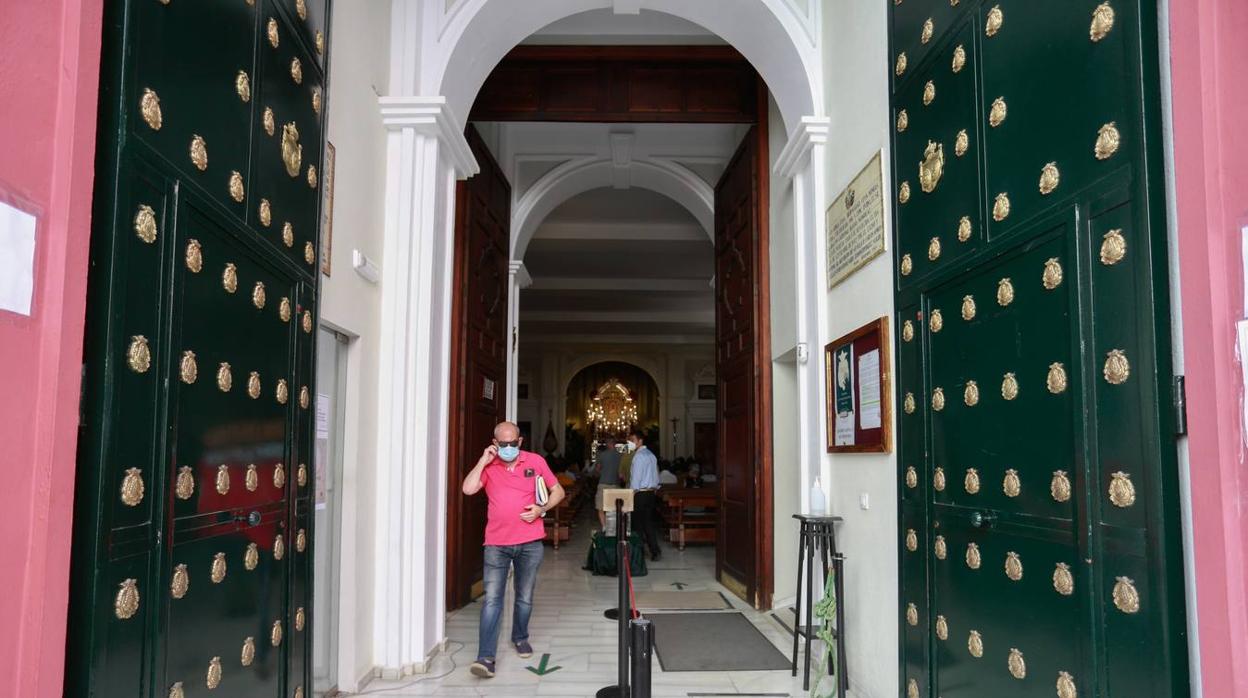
[{"x1": 583, "y1": 531, "x2": 648, "y2": 577}]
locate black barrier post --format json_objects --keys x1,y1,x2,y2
[
  {"x1": 596, "y1": 499, "x2": 630, "y2": 698},
  {"x1": 629, "y1": 618, "x2": 653, "y2": 698}
]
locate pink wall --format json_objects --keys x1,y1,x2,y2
[
  {"x1": 1168, "y1": 0, "x2": 1248, "y2": 695},
  {"x1": 0, "y1": 0, "x2": 103, "y2": 696}
]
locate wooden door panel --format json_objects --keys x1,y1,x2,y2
[
  {"x1": 252, "y1": 0, "x2": 326, "y2": 272},
  {"x1": 70, "y1": 3, "x2": 330, "y2": 696},
  {"x1": 890, "y1": 2, "x2": 1188, "y2": 696},
  {"x1": 127, "y1": 0, "x2": 256, "y2": 205},
  {"x1": 447, "y1": 126, "x2": 510, "y2": 609},
  {"x1": 932, "y1": 514, "x2": 1084, "y2": 698},
  {"x1": 164, "y1": 517, "x2": 286, "y2": 698},
  {"x1": 926, "y1": 227, "x2": 1077, "y2": 521},
  {"x1": 979, "y1": 0, "x2": 1138, "y2": 242},
  {"x1": 714, "y1": 123, "x2": 768, "y2": 605},
  {"x1": 894, "y1": 20, "x2": 983, "y2": 288},
  {"x1": 890, "y1": 2, "x2": 972, "y2": 93}
]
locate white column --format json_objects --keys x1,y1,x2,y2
[
  {"x1": 775, "y1": 117, "x2": 831, "y2": 513},
  {"x1": 372, "y1": 96, "x2": 477, "y2": 677},
  {"x1": 506, "y1": 260, "x2": 532, "y2": 421}
]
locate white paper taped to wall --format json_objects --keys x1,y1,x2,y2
[{"x1": 0, "y1": 201, "x2": 36, "y2": 316}]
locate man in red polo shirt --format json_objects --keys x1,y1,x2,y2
[{"x1": 461, "y1": 421, "x2": 565, "y2": 679}]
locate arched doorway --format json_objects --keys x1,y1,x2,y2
[
  {"x1": 446, "y1": 47, "x2": 778, "y2": 611},
  {"x1": 564, "y1": 361, "x2": 662, "y2": 465},
  {"x1": 371, "y1": 1, "x2": 827, "y2": 682}
]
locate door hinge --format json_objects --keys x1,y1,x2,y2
[{"x1": 1173, "y1": 375, "x2": 1187, "y2": 436}]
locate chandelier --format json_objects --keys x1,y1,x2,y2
[{"x1": 585, "y1": 378, "x2": 638, "y2": 434}]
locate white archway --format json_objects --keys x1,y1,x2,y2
[
  {"x1": 510, "y1": 157, "x2": 714, "y2": 259},
  {"x1": 421, "y1": 0, "x2": 822, "y2": 136},
  {"x1": 369, "y1": 2, "x2": 832, "y2": 682}
]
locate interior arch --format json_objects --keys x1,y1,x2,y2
[
  {"x1": 511, "y1": 157, "x2": 713, "y2": 259},
  {"x1": 434, "y1": 0, "x2": 820, "y2": 135}
]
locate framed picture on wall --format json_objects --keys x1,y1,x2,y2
[
  {"x1": 825, "y1": 317, "x2": 892, "y2": 453},
  {"x1": 320, "y1": 141, "x2": 336, "y2": 277},
  {"x1": 696, "y1": 384, "x2": 717, "y2": 400}
]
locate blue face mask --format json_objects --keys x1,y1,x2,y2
[{"x1": 498, "y1": 445, "x2": 521, "y2": 462}]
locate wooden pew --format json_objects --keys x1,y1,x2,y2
[{"x1": 660, "y1": 488, "x2": 719, "y2": 550}]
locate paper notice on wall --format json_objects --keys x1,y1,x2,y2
[
  {"x1": 316, "y1": 394, "x2": 332, "y2": 438},
  {"x1": 858, "y1": 349, "x2": 882, "y2": 430},
  {"x1": 315, "y1": 393, "x2": 330, "y2": 508},
  {"x1": 833, "y1": 345, "x2": 856, "y2": 446},
  {"x1": 0, "y1": 201, "x2": 36, "y2": 316},
  {"x1": 1237, "y1": 320, "x2": 1248, "y2": 450},
  {"x1": 483, "y1": 377, "x2": 496, "y2": 401},
  {"x1": 834, "y1": 411, "x2": 855, "y2": 446}
]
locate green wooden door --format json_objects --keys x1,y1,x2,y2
[
  {"x1": 67, "y1": 2, "x2": 330, "y2": 697},
  {"x1": 889, "y1": 2, "x2": 1189, "y2": 697}
]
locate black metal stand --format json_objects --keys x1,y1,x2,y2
[
  {"x1": 790, "y1": 514, "x2": 847, "y2": 695},
  {"x1": 597, "y1": 500, "x2": 631, "y2": 698},
  {"x1": 629, "y1": 618, "x2": 653, "y2": 698}
]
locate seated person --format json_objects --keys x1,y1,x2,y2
[
  {"x1": 686, "y1": 463, "x2": 703, "y2": 488},
  {"x1": 658, "y1": 463, "x2": 678, "y2": 485}
]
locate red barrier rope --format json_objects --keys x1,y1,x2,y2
[{"x1": 624, "y1": 545, "x2": 641, "y2": 619}]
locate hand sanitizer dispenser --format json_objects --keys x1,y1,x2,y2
[{"x1": 810, "y1": 477, "x2": 827, "y2": 516}]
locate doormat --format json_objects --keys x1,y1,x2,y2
[
  {"x1": 634, "y1": 590, "x2": 732, "y2": 611},
  {"x1": 649, "y1": 612, "x2": 791, "y2": 672}
]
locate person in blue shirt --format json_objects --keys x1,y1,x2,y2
[{"x1": 627, "y1": 428, "x2": 663, "y2": 561}]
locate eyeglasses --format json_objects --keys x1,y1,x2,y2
[{"x1": 496, "y1": 440, "x2": 521, "y2": 448}]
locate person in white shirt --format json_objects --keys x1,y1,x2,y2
[{"x1": 627, "y1": 428, "x2": 662, "y2": 561}]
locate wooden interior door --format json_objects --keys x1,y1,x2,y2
[
  {"x1": 890, "y1": 2, "x2": 1189, "y2": 696},
  {"x1": 67, "y1": 1, "x2": 331, "y2": 696},
  {"x1": 714, "y1": 122, "x2": 772, "y2": 608},
  {"x1": 446, "y1": 126, "x2": 510, "y2": 610}
]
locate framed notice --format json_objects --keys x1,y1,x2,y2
[
  {"x1": 826, "y1": 151, "x2": 886, "y2": 289},
  {"x1": 825, "y1": 317, "x2": 892, "y2": 453},
  {"x1": 320, "y1": 141, "x2": 336, "y2": 276}
]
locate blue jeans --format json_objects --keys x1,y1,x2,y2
[{"x1": 477, "y1": 540, "x2": 544, "y2": 660}]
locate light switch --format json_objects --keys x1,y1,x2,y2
[{"x1": 859, "y1": 492, "x2": 870, "y2": 510}]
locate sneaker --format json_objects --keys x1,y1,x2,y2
[
  {"x1": 470, "y1": 658, "x2": 496, "y2": 678},
  {"x1": 514, "y1": 640, "x2": 533, "y2": 658}
]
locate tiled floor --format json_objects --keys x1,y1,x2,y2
[{"x1": 350, "y1": 515, "x2": 827, "y2": 697}]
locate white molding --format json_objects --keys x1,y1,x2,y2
[
  {"x1": 534, "y1": 221, "x2": 707, "y2": 242},
  {"x1": 510, "y1": 157, "x2": 715, "y2": 259},
  {"x1": 509, "y1": 260, "x2": 532, "y2": 289},
  {"x1": 378, "y1": 95, "x2": 479, "y2": 178},
  {"x1": 521, "y1": 333, "x2": 714, "y2": 345},
  {"x1": 528, "y1": 277, "x2": 710, "y2": 292},
  {"x1": 372, "y1": 124, "x2": 459, "y2": 676},
  {"x1": 774, "y1": 116, "x2": 831, "y2": 180},
  {"x1": 522, "y1": 309, "x2": 714, "y2": 324}
]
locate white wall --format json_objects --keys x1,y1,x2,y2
[
  {"x1": 768, "y1": 94, "x2": 801, "y2": 607},
  {"x1": 322, "y1": 0, "x2": 391, "y2": 689},
  {"x1": 820, "y1": 1, "x2": 898, "y2": 697}
]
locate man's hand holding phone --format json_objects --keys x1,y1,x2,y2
[{"x1": 477, "y1": 444, "x2": 498, "y2": 468}]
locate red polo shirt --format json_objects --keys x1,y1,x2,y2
[{"x1": 479, "y1": 451, "x2": 558, "y2": 546}]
